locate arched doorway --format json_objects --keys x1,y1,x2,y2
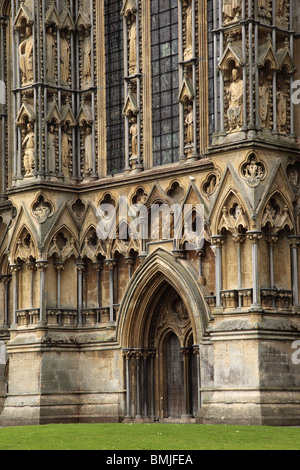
[
  {"x1": 123, "y1": 283, "x2": 199, "y2": 422},
  {"x1": 119, "y1": 249, "x2": 210, "y2": 422}
]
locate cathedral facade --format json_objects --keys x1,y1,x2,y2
[{"x1": 0, "y1": 0, "x2": 299, "y2": 426}]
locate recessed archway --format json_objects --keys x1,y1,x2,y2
[{"x1": 118, "y1": 249, "x2": 209, "y2": 421}]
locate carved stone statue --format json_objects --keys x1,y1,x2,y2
[
  {"x1": 223, "y1": 0, "x2": 242, "y2": 24},
  {"x1": 243, "y1": 157, "x2": 265, "y2": 188},
  {"x1": 205, "y1": 175, "x2": 217, "y2": 195},
  {"x1": 130, "y1": 116, "x2": 138, "y2": 156},
  {"x1": 84, "y1": 126, "x2": 93, "y2": 172},
  {"x1": 46, "y1": 26, "x2": 55, "y2": 81},
  {"x1": 33, "y1": 200, "x2": 51, "y2": 224},
  {"x1": 19, "y1": 26, "x2": 34, "y2": 85},
  {"x1": 47, "y1": 124, "x2": 56, "y2": 173},
  {"x1": 61, "y1": 123, "x2": 71, "y2": 176},
  {"x1": 258, "y1": 0, "x2": 270, "y2": 17},
  {"x1": 277, "y1": 0, "x2": 288, "y2": 27},
  {"x1": 22, "y1": 122, "x2": 35, "y2": 176},
  {"x1": 184, "y1": 1, "x2": 193, "y2": 60},
  {"x1": 278, "y1": 0, "x2": 287, "y2": 17},
  {"x1": 128, "y1": 14, "x2": 137, "y2": 76},
  {"x1": 287, "y1": 167, "x2": 299, "y2": 187},
  {"x1": 259, "y1": 71, "x2": 270, "y2": 128},
  {"x1": 60, "y1": 31, "x2": 70, "y2": 84},
  {"x1": 226, "y1": 68, "x2": 244, "y2": 132},
  {"x1": 277, "y1": 87, "x2": 287, "y2": 134},
  {"x1": 83, "y1": 29, "x2": 92, "y2": 86},
  {"x1": 185, "y1": 105, "x2": 193, "y2": 144}
]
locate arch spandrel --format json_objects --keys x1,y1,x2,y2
[{"x1": 116, "y1": 248, "x2": 211, "y2": 349}]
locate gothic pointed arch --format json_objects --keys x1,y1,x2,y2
[
  {"x1": 117, "y1": 248, "x2": 210, "y2": 348},
  {"x1": 217, "y1": 189, "x2": 249, "y2": 236},
  {"x1": 11, "y1": 224, "x2": 37, "y2": 264},
  {"x1": 260, "y1": 190, "x2": 294, "y2": 234}
]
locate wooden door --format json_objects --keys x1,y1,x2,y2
[{"x1": 166, "y1": 333, "x2": 184, "y2": 418}]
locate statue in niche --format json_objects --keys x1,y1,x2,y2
[
  {"x1": 184, "y1": 0, "x2": 193, "y2": 60},
  {"x1": 19, "y1": 26, "x2": 34, "y2": 85},
  {"x1": 205, "y1": 175, "x2": 217, "y2": 196},
  {"x1": 287, "y1": 167, "x2": 299, "y2": 188},
  {"x1": 84, "y1": 126, "x2": 93, "y2": 173},
  {"x1": 60, "y1": 31, "x2": 70, "y2": 84},
  {"x1": 61, "y1": 123, "x2": 71, "y2": 176},
  {"x1": 277, "y1": 85, "x2": 287, "y2": 134},
  {"x1": 46, "y1": 26, "x2": 55, "y2": 81},
  {"x1": 277, "y1": 0, "x2": 288, "y2": 27},
  {"x1": 130, "y1": 116, "x2": 138, "y2": 156},
  {"x1": 278, "y1": 0, "x2": 287, "y2": 18},
  {"x1": 22, "y1": 122, "x2": 35, "y2": 177},
  {"x1": 223, "y1": 0, "x2": 242, "y2": 24},
  {"x1": 83, "y1": 29, "x2": 92, "y2": 86},
  {"x1": 259, "y1": 71, "x2": 270, "y2": 129},
  {"x1": 128, "y1": 13, "x2": 137, "y2": 76},
  {"x1": 185, "y1": 105, "x2": 194, "y2": 145},
  {"x1": 226, "y1": 68, "x2": 244, "y2": 132},
  {"x1": 258, "y1": 0, "x2": 270, "y2": 17},
  {"x1": 47, "y1": 124, "x2": 56, "y2": 173}
]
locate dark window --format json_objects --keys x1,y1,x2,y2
[
  {"x1": 105, "y1": 0, "x2": 125, "y2": 175},
  {"x1": 151, "y1": 0, "x2": 179, "y2": 166}
]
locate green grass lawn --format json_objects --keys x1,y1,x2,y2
[{"x1": 0, "y1": 423, "x2": 299, "y2": 450}]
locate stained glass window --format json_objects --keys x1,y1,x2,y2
[
  {"x1": 105, "y1": 0, "x2": 125, "y2": 175},
  {"x1": 151, "y1": 0, "x2": 180, "y2": 167}
]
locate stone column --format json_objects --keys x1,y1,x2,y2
[
  {"x1": 193, "y1": 345, "x2": 201, "y2": 411},
  {"x1": 27, "y1": 261, "x2": 36, "y2": 309},
  {"x1": 93, "y1": 261, "x2": 103, "y2": 310},
  {"x1": 2, "y1": 274, "x2": 11, "y2": 327},
  {"x1": 211, "y1": 236, "x2": 225, "y2": 308},
  {"x1": 181, "y1": 347, "x2": 193, "y2": 419},
  {"x1": 36, "y1": 261, "x2": 49, "y2": 324},
  {"x1": 288, "y1": 236, "x2": 300, "y2": 307},
  {"x1": 54, "y1": 262, "x2": 64, "y2": 309},
  {"x1": 232, "y1": 234, "x2": 245, "y2": 308},
  {"x1": 148, "y1": 349, "x2": 156, "y2": 420},
  {"x1": 247, "y1": 231, "x2": 262, "y2": 307},
  {"x1": 196, "y1": 248, "x2": 206, "y2": 286},
  {"x1": 76, "y1": 262, "x2": 85, "y2": 326},
  {"x1": 10, "y1": 264, "x2": 20, "y2": 327},
  {"x1": 105, "y1": 259, "x2": 116, "y2": 323},
  {"x1": 125, "y1": 256, "x2": 135, "y2": 279},
  {"x1": 266, "y1": 234, "x2": 278, "y2": 289},
  {"x1": 142, "y1": 350, "x2": 149, "y2": 419},
  {"x1": 135, "y1": 350, "x2": 143, "y2": 419},
  {"x1": 123, "y1": 350, "x2": 133, "y2": 419}
]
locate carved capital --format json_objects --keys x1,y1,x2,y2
[
  {"x1": 287, "y1": 236, "x2": 300, "y2": 249},
  {"x1": 232, "y1": 233, "x2": 245, "y2": 244},
  {"x1": 105, "y1": 259, "x2": 117, "y2": 269},
  {"x1": 36, "y1": 261, "x2": 49, "y2": 271},
  {"x1": 76, "y1": 263, "x2": 85, "y2": 273},
  {"x1": 9, "y1": 264, "x2": 21, "y2": 275},
  {"x1": 265, "y1": 234, "x2": 279, "y2": 245},
  {"x1": 246, "y1": 231, "x2": 262, "y2": 243},
  {"x1": 54, "y1": 262, "x2": 65, "y2": 273},
  {"x1": 211, "y1": 235, "x2": 225, "y2": 247}
]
